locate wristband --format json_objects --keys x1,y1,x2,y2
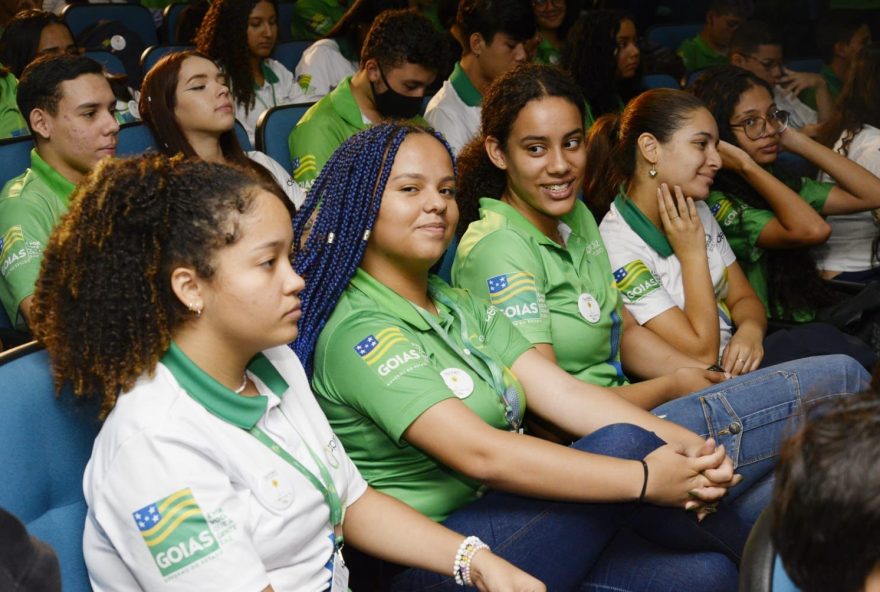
[
  {"x1": 453, "y1": 535, "x2": 490, "y2": 586},
  {"x1": 638, "y1": 459, "x2": 649, "y2": 504}
]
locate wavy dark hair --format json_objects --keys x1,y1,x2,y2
[
  {"x1": 0, "y1": 9, "x2": 75, "y2": 78},
  {"x1": 31, "y1": 155, "x2": 283, "y2": 418},
  {"x1": 195, "y1": 0, "x2": 277, "y2": 115},
  {"x1": 691, "y1": 65, "x2": 833, "y2": 318},
  {"x1": 323, "y1": 0, "x2": 408, "y2": 55},
  {"x1": 456, "y1": 63, "x2": 585, "y2": 238},
  {"x1": 560, "y1": 10, "x2": 641, "y2": 121}
]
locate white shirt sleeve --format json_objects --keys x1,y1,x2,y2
[
  {"x1": 247, "y1": 150, "x2": 306, "y2": 209},
  {"x1": 294, "y1": 40, "x2": 358, "y2": 99},
  {"x1": 425, "y1": 99, "x2": 470, "y2": 156}
]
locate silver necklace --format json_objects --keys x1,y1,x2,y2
[{"x1": 233, "y1": 374, "x2": 248, "y2": 394}]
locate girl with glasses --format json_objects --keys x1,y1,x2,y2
[
  {"x1": 691, "y1": 66, "x2": 880, "y2": 329},
  {"x1": 531, "y1": 0, "x2": 575, "y2": 66}
]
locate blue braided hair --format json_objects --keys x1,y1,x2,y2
[{"x1": 291, "y1": 122, "x2": 456, "y2": 376}]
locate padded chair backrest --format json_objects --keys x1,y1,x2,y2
[
  {"x1": 772, "y1": 555, "x2": 802, "y2": 592},
  {"x1": 277, "y1": 2, "x2": 295, "y2": 43},
  {"x1": 0, "y1": 342, "x2": 101, "y2": 592},
  {"x1": 642, "y1": 74, "x2": 680, "y2": 89},
  {"x1": 0, "y1": 135, "x2": 34, "y2": 191},
  {"x1": 646, "y1": 23, "x2": 702, "y2": 51},
  {"x1": 140, "y1": 44, "x2": 193, "y2": 77},
  {"x1": 84, "y1": 49, "x2": 127, "y2": 76},
  {"x1": 163, "y1": 2, "x2": 189, "y2": 44},
  {"x1": 235, "y1": 121, "x2": 254, "y2": 151},
  {"x1": 739, "y1": 506, "x2": 776, "y2": 592},
  {"x1": 117, "y1": 121, "x2": 158, "y2": 156},
  {"x1": 272, "y1": 40, "x2": 311, "y2": 71},
  {"x1": 63, "y1": 3, "x2": 159, "y2": 47},
  {"x1": 255, "y1": 102, "x2": 314, "y2": 170}
]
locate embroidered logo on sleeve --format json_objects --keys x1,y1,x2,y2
[
  {"x1": 133, "y1": 488, "x2": 220, "y2": 578},
  {"x1": 487, "y1": 272, "x2": 542, "y2": 322},
  {"x1": 710, "y1": 199, "x2": 738, "y2": 227},
  {"x1": 355, "y1": 327, "x2": 426, "y2": 384},
  {"x1": 293, "y1": 155, "x2": 317, "y2": 180},
  {"x1": 0, "y1": 226, "x2": 40, "y2": 278},
  {"x1": 613, "y1": 260, "x2": 660, "y2": 303}
]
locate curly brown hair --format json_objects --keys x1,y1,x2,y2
[
  {"x1": 195, "y1": 0, "x2": 277, "y2": 115},
  {"x1": 31, "y1": 154, "x2": 277, "y2": 418}
]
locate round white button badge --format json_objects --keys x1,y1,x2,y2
[
  {"x1": 578, "y1": 293, "x2": 601, "y2": 323},
  {"x1": 110, "y1": 34, "x2": 127, "y2": 51},
  {"x1": 440, "y1": 368, "x2": 475, "y2": 399}
]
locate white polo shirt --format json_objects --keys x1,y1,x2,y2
[
  {"x1": 295, "y1": 39, "x2": 359, "y2": 99},
  {"x1": 236, "y1": 59, "x2": 312, "y2": 145},
  {"x1": 424, "y1": 62, "x2": 482, "y2": 155},
  {"x1": 815, "y1": 124, "x2": 880, "y2": 273},
  {"x1": 599, "y1": 194, "x2": 737, "y2": 358},
  {"x1": 247, "y1": 150, "x2": 307, "y2": 209},
  {"x1": 83, "y1": 343, "x2": 367, "y2": 592},
  {"x1": 773, "y1": 86, "x2": 817, "y2": 130}
]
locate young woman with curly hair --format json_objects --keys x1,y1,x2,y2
[
  {"x1": 139, "y1": 50, "x2": 304, "y2": 207},
  {"x1": 195, "y1": 0, "x2": 312, "y2": 144},
  {"x1": 690, "y1": 65, "x2": 880, "y2": 322},
  {"x1": 30, "y1": 154, "x2": 539, "y2": 592},
  {"x1": 814, "y1": 43, "x2": 880, "y2": 283}
]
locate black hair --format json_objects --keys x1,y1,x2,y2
[
  {"x1": 456, "y1": 63, "x2": 585, "y2": 236},
  {"x1": 560, "y1": 10, "x2": 641, "y2": 121},
  {"x1": 456, "y1": 0, "x2": 537, "y2": 55},
  {"x1": 730, "y1": 21, "x2": 780, "y2": 55},
  {"x1": 324, "y1": 0, "x2": 408, "y2": 54},
  {"x1": 0, "y1": 9, "x2": 75, "y2": 78},
  {"x1": 691, "y1": 65, "x2": 834, "y2": 318},
  {"x1": 360, "y1": 8, "x2": 448, "y2": 73},
  {"x1": 17, "y1": 53, "x2": 105, "y2": 135},
  {"x1": 816, "y1": 11, "x2": 867, "y2": 63},
  {"x1": 707, "y1": 0, "x2": 753, "y2": 19}
]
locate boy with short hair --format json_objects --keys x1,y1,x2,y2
[
  {"x1": 677, "y1": 0, "x2": 752, "y2": 72},
  {"x1": 801, "y1": 11, "x2": 873, "y2": 109}
]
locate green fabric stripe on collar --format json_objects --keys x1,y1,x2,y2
[
  {"x1": 260, "y1": 60, "x2": 280, "y2": 85},
  {"x1": 350, "y1": 267, "x2": 432, "y2": 330},
  {"x1": 613, "y1": 190, "x2": 673, "y2": 258},
  {"x1": 449, "y1": 62, "x2": 481, "y2": 108},
  {"x1": 162, "y1": 342, "x2": 288, "y2": 429},
  {"x1": 30, "y1": 150, "x2": 75, "y2": 205}
]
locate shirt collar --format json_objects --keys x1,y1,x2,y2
[
  {"x1": 257, "y1": 60, "x2": 280, "y2": 88},
  {"x1": 613, "y1": 188, "x2": 673, "y2": 258},
  {"x1": 30, "y1": 149, "x2": 76, "y2": 205},
  {"x1": 477, "y1": 197, "x2": 584, "y2": 248},
  {"x1": 450, "y1": 62, "x2": 482, "y2": 108},
  {"x1": 330, "y1": 76, "x2": 369, "y2": 130},
  {"x1": 161, "y1": 341, "x2": 289, "y2": 429},
  {"x1": 349, "y1": 267, "x2": 460, "y2": 331}
]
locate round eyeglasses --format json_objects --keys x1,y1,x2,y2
[{"x1": 729, "y1": 109, "x2": 790, "y2": 140}]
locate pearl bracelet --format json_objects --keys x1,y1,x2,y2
[{"x1": 453, "y1": 535, "x2": 490, "y2": 586}]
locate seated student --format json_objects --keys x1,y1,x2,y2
[
  {"x1": 560, "y1": 10, "x2": 640, "y2": 130},
  {"x1": 0, "y1": 9, "x2": 76, "y2": 79},
  {"x1": 30, "y1": 155, "x2": 540, "y2": 592},
  {"x1": 195, "y1": 0, "x2": 312, "y2": 145},
  {"x1": 728, "y1": 21, "x2": 831, "y2": 132},
  {"x1": 676, "y1": 0, "x2": 751, "y2": 73},
  {"x1": 773, "y1": 381, "x2": 880, "y2": 592},
  {"x1": 139, "y1": 50, "x2": 305, "y2": 208},
  {"x1": 0, "y1": 53, "x2": 118, "y2": 332},
  {"x1": 295, "y1": 122, "x2": 757, "y2": 592},
  {"x1": 814, "y1": 43, "x2": 880, "y2": 283},
  {"x1": 691, "y1": 66, "x2": 880, "y2": 324},
  {"x1": 288, "y1": 8, "x2": 446, "y2": 192},
  {"x1": 0, "y1": 66, "x2": 27, "y2": 139},
  {"x1": 295, "y1": 0, "x2": 407, "y2": 99},
  {"x1": 291, "y1": 0, "x2": 353, "y2": 41},
  {"x1": 532, "y1": 0, "x2": 575, "y2": 66},
  {"x1": 424, "y1": 0, "x2": 534, "y2": 155},
  {"x1": 801, "y1": 11, "x2": 873, "y2": 111}
]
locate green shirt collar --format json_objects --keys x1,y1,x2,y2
[
  {"x1": 350, "y1": 267, "x2": 459, "y2": 331},
  {"x1": 450, "y1": 62, "x2": 482, "y2": 108},
  {"x1": 161, "y1": 341, "x2": 289, "y2": 429},
  {"x1": 258, "y1": 60, "x2": 280, "y2": 88},
  {"x1": 477, "y1": 197, "x2": 584, "y2": 247},
  {"x1": 30, "y1": 149, "x2": 76, "y2": 205},
  {"x1": 329, "y1": 76, "x2": 368, "y2": 130},
  {"x1": 613, "y1": 189, "x2": 673, "y2": 258},
  {"x1": 694, "y1": 34, "x2": 724, "y2": 59}
]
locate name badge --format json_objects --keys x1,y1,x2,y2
[
  {"x1": 578, "y1": 293, "x2": 601, "y2": 324},
  {"x1": 330, "y1": 549, "x2": 350, "y2": 592},
  {"x1": 441, "y1": 367, "x2": 475, "y2": 399}
]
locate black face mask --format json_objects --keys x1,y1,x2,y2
[{"x1": 371, "y1": 67, "x2": 424, "y2": 120}]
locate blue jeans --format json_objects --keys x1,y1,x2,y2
[
  {"x1": 391, "y1": 424, "x2": 749, "y2": 592},
  {"x1": 652, "y1": 354, "x2": 870, "y2": 524}
]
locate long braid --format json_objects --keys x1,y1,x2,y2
[{"x1": 292, "y1": 123, "x2": 454, "y2": 376}]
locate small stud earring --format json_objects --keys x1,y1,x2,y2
[
  {"x1": 649, "y1": 163, "x2": 658, "y2": 178},
  {"x1": 188, "y1": 302, "x2": 202, "y2": 317}
]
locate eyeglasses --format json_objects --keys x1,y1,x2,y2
[
  {"x1": 741, "y1": 54, "x2": 784, "y2": 73},
  {"x1": 729, "y1": 109, "x2": 790, "y2": 140}
]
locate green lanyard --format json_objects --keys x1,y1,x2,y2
[
  {"x1": 249, "y1": 422, "x2": 345, "y2": 545},
  {"x1": 414, "y1": 286, "x2": 522, "y2": 432}
]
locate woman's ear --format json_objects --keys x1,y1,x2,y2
[
  {"x1": 484, "y1": 136, "x2": 507, "y2": 170},
  {"x1": 636, "y1": 132, "x2": 660, "y2": 167},
  {"x1": 170, "y1": 266, "x2": 204, "y2": 316}
]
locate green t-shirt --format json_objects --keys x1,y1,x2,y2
[
  {"x1": 0, "y1": 150, "x2": 75, "y2": 330},
  {"x1": 535, "y1": 37, "x2": 561, "y2": 66},
  {"x1": 290, "y1": 0, "x2": 351, "y2": 40},
  {"x1": 800, "y1": 64, "x2": 843, "y2": 111},
  {"x1": 0, "y1": 72, "x2": 27, "y2": 140},
  {"x1": 312, "y1": 268, "x2": 531, "y2": 522},
  {"x1": 706, "y1": 177, "x2": 832, "y2": 321},
  {"x1": 676, "y1": 34, "x2": 727, "y2": 73},
  {"x1": 453, "y1": 199, "x2": 627, "y2": 387}
]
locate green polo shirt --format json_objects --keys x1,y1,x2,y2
[
  {"x1": 453, "y1": 199, "x2": 627, "y2": 387},
  {"x1": 290, "y1": 0, "x2": 351, "y2": 40},
  {"x1": 535, "y1": 37, "x2": 561, "y2": 66},
  {"x1": 312, "y1": 268, "x2": 531, "y2": 522},
  {"x1": 706, "y1": 177, "x2": 832, "y2": 321},
  {"x1": 0, "y1": 72, "x2": 27, "y2": 139},
  {"x1": 0, "y1": 150, "x2": 75, "y2": 330},
  {"x1": 676, "y1": 34, "x2": 727, "y2": 72},
  {"x1": 800, "y1": 64, "x2": 843, "y2": 111}
]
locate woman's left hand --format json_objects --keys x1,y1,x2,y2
[{"x1": 720, "y1": 325, "x2": 764, "y2": 375}]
